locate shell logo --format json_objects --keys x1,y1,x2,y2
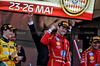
[
  {"x1": 90, "y1": 56, "x2": 94, "y2": 60},
  {"x1": 56, "y1": 42, "x2": 60, "y2": 45}
]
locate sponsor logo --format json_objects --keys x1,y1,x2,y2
[
  {"x1": 3, "y1": 52, "x2": 9, "y2": 54},
  {"x1": 95, "y1": 64, "x2": 98, "y2": 66},
  {"x1": 90, "y1": 56, "x2": 94, "y2": 60},
  {"x1": 56, "y1": 37, "x2": 60, "y2": 41},
  {"x1": 89, "y1": 52, "x2": 93, "y2": 56},
  {"x1": 56, "y1": 42, "x2": 60, "y2": 45},
  {"x1": 61, "y1": 50, "x2": 66, "y2": 57},
  {"x1": 61, "y1": 0, "x2": 89, "y2": 16},
  {"x1": 56, "y1": 46, "x2": 61, "y2": 49},
  {"x1": 3, "y1": 45, "x2": 8, "y2": 48},
  {"x1": 10, "y1": 46, "x2": 14, "y2": 49},
  {"x1": 3, "y1": 52, "x2": 12, "y2": 55},
  {"x1": 90, "y1": 60, "x2": 94, "y2": 63}
]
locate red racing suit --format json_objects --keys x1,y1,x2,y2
[
  {"x1": 41, "y1": 32, "x2": 71, "y2": 66},
  {"x1": 80, "y1": 47, "x2": 100, "y2": 66}
]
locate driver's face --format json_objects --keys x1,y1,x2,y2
[
  {"x1": 57, "y1": 26, "x2": 67, "y2": 36},
  {"x1": 91, "y1": 42, "x2": 100, "y2": 50},
  {"x1": 10, "y1": 33, "x2": 16, "y2": 42},
  {"x1": 4, "y1": 29, "x2": 13, "y2": 39}
]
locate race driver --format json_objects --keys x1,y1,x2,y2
[
  {"x1": 0, "y1": 24, "x2": 23, "y2": 66},
  {"x1": 41, "y1": 21, "x2": 71, "y2": 66},
  {"x1": 80, "y1": 36, "x2": 100, "y2": 66}
]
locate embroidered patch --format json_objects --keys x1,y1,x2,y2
[
  {"x1": 90, "y1": 60, "x2": 94, "y2": 63},
  {"x1": 56, "y1": 42, "x2": 60, "y2": 45},
  {"x1": 95, "y1": 64, "x2": 98, "y2": 66},
  {"x1": 56, "y1": 46, "x2": 61, "y2": 49},
  {"x1": 61, "y1": 50, "x2": 66, "y2": 57},
  {"x1": 56, "y1": 37, "x2": 60, "y2": 41},
  {"x1": 10, "y1": 46, "x2": 14, "y2": 49},
  {"x1": 3, "y1": 52, "x2": 9, "y2": 54},
  {"x1": 89, "y1": 52, "x2": 93, "y2": 56},
  {"x1": 90, "y1": 56, "x2": 94, "y2": 60},
  {"x1": 3, "y1": 45, "x2": 7, "y2": 48}
]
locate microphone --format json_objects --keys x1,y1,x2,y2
[
  {"x1": 62, "y1": 38, "x2": 64, "y2": 44},
  {"x1": 62, "y1": 41, "x2": 64, "y2": 44}
]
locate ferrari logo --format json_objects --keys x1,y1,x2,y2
[{"x1": 61, "y1": 0, "x2": 89, "y2": 16}]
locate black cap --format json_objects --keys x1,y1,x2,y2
[
  {"x1": 90, "y1": 36, "x2": 100, "y2": 43},
  {"x1": 58, "y1": 21, "x2": 70, "y2": 29},
  {"x1": 1, "y1": 24, "x2": 17, "y2": 32}
]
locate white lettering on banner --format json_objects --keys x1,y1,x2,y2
[
  {"x1": 9, "y1": 2, "x2": 54, "y2": 14},
  {"x1": 51, "y1": 7, "x2": 53, "y2": 14},
  {"x1": 45, "y1": 7, "x2": 50, "y2": 14},
  {"x1": 35, "y1": 6, "x2": 44, "y2": 13},
  {"x1": 9, "y1": 2, "x2": 34, "y2": 12},
  {"x1": 35, "y1": 5, "x2": 53, "y2": 14}
]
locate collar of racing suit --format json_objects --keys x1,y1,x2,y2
[
  {"x1": 89, "y1": 46, "x2": 99, "y2": 52},
  {"x1": 91, "y1": 47, "x2": 100, "y2": 64},
  {"x1": 0, "y1": 37, "x2": 9, "y2": 43},
  {"x1": 55, "y1": 33, "x2": 66, "y2": 39}
]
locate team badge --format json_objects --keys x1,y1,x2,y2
[
  {"x1": 56, "y1": 42, "x2": 60, "y2": 45},
  {"x1": 89, "y1": 52, "x2": 93, "y2": 56},
  {"x1": 90, "y1": 56, "x2": 94, "y2": 60},
  {"x1": 4, "y1": 27, "x2": 7, "y2": 30},
  {"x1": 60, "y1": 0, "x2": 89, "y2": 16},
  {"x1": 56, "y1": 37, "x2": 60, "y2": 41},
  {"x1": 61, "y1": 50, "x2": 66, "y2": 57}
]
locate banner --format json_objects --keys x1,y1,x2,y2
[{"x1": 0, "y1": 0, "x2": 95, "y2": 20}]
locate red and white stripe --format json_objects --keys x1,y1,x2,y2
[{"x1": 73, "y1": 40, "x2": 81, "y2": 60}]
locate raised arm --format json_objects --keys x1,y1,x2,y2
[
  {"x1": 27, "y1": 12, "x2": 41, "y2": 44},
  {"x1": 41, "y1": 25, "x2": 56, "y2": 45}
]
